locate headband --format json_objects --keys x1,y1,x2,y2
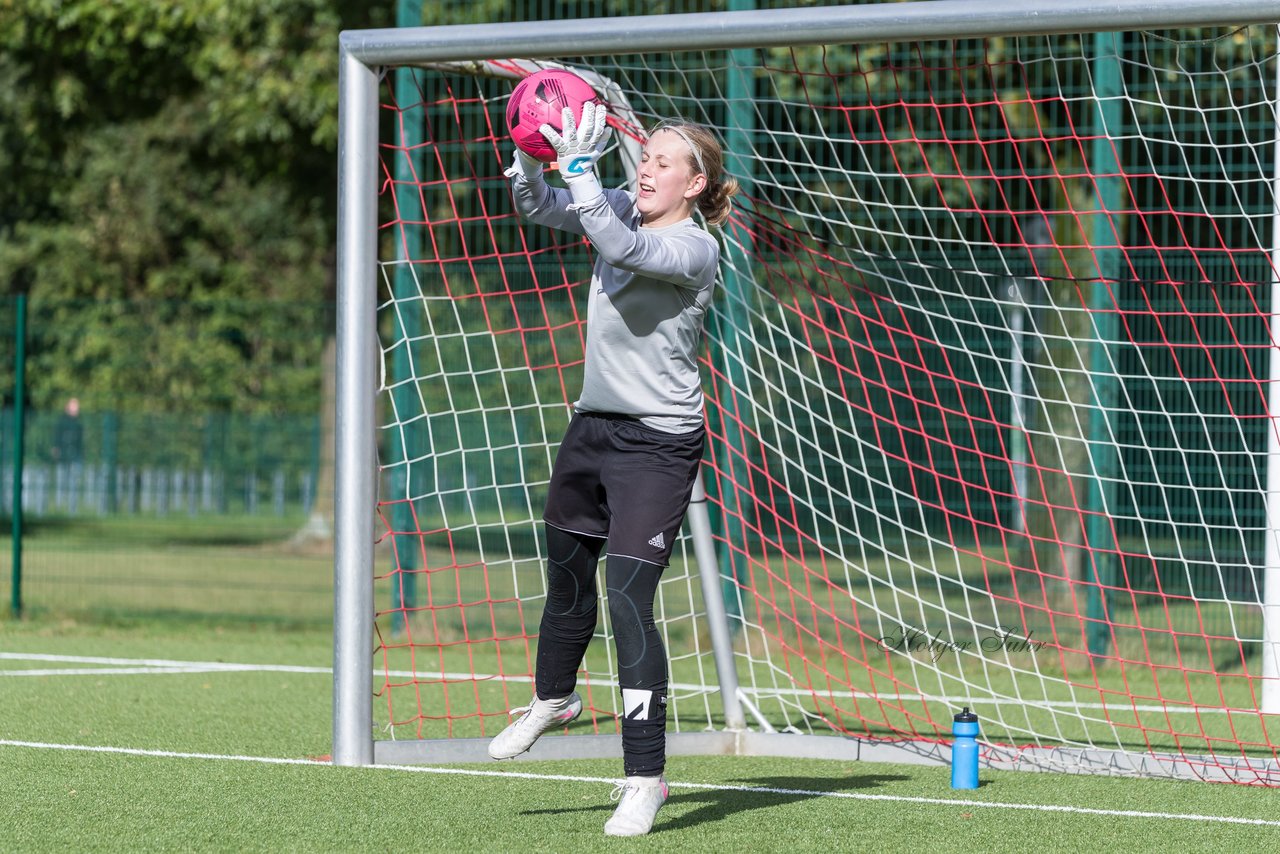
[{"x1": 651, "y1": 121, "x2": 707, "y2": 177}]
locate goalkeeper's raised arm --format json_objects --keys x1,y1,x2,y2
[
  {"x1": 493, "y1": 105, "x2": 739, "y2": 838},
  {"x1": 504, "y1": 101, "x2": 632, "y2": 235}
]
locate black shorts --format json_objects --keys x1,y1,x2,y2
[{"x1": 543, "y1": 411, "x2": 705, "y2": 566}]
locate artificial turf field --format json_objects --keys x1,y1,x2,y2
[{"x1": 3, "y1": 616, "x2": 1280, "y2": 852}]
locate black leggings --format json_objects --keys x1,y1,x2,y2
[{"x1": 535, "y1": 524, "x2": 668, "y2": 777}]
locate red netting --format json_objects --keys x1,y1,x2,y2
[{"x1": 371, "y1": 34, "x2": 1280, "y2": 784}]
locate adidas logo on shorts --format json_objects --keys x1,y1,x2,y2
[{"x1": 648, "y1": 532, "x2": 665, "y2": 550}]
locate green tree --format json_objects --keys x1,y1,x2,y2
[{"x1": 0, "y1": 0, "x2": 389, "y2": 414}]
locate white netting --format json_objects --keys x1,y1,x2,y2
[{"x1": 371, "y1": 27, "x2": 1280, "y2": 783}]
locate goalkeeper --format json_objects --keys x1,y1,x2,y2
[{"x1": 489, "y1": 101, "x2": 738, "y2": 837}]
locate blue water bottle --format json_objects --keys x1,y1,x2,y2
[{"x1": 950, "y1": 706, "x2": 980, "y2": 789}]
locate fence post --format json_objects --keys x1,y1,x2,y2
[
  {"x1": 103, "y1": 410, "x2": 118, "y2": 513},
  {"x1": 1084, "y1": 30, "x2": 1124, "y2": 657},
  {"x1": 388, "y1": 0, "x2": 426, "y2": 634},
  {"x1": 10, "y1": 294, "x2": 27, "y2": 619},
  {"x1": 711, "y1": 0, "x2": 759, "y2": 632}
]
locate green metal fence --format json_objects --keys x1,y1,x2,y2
[
  {"x1": 0, "y1": 296, "x2": 331, "y2": 621},
  {"x1": 1, "y1": 409, "x2": 323, "y2": 518}
]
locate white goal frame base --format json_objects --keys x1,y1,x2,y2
[{"x1": 373, "y1": 732, "x2": 1280, "y2": 785}]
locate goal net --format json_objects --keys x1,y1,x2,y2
[{"x1": 346, "y1": 7, "x2": 1280, "y2": 785}]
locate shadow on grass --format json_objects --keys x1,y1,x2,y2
[
  {"x1": 11, "y1": 604, "x2": 331, "y2": 632},
  {"x1": 660, "y1": 772, "x2": 915, "y2": 831},
  {"x1": 520, "y1": 770, "x2": 911, "y2": 829},
  {"x1": 3, "y1": 514, "x2": 304, "y2": 548}
]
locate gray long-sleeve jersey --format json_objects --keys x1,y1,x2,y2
[{"x1": 507, "y1": 166, "x2": 720, "y2": 434}]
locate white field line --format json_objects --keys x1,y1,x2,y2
[
  {"x1": 0, "y1": 652, "x2": 1252, "y2": 715},
  {"x1": 0, "y1": 738, "x2": 1276, "y2": 829},
  {"x1": 0, "y1": 653, "x2": 329, "y2": 674},
  {"x1": 3, "y1": 667, "x2": 253, "y2": 677}
]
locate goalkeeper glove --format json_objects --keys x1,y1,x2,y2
[{"x1": 540, "y1": 101, "x2": 610, "y2": 202}]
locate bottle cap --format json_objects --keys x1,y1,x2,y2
[{"x1": 954, "y1": 706, "x2": 978, "y2": 723}]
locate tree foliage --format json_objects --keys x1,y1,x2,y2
[{"x1": 0, "y1": 0, "x2": 390, "y2": 414}]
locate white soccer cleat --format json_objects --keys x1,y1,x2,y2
[
  {"x1": 603, "y1": 775, "x2": 669, "y2": 837},
  {"x1": 487, "y1": 692, "x2": 583, "y2": 760}
]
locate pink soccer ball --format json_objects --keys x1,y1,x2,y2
[{"x1": 506, "y1": 69, "x2": 600, "y2": 163}]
